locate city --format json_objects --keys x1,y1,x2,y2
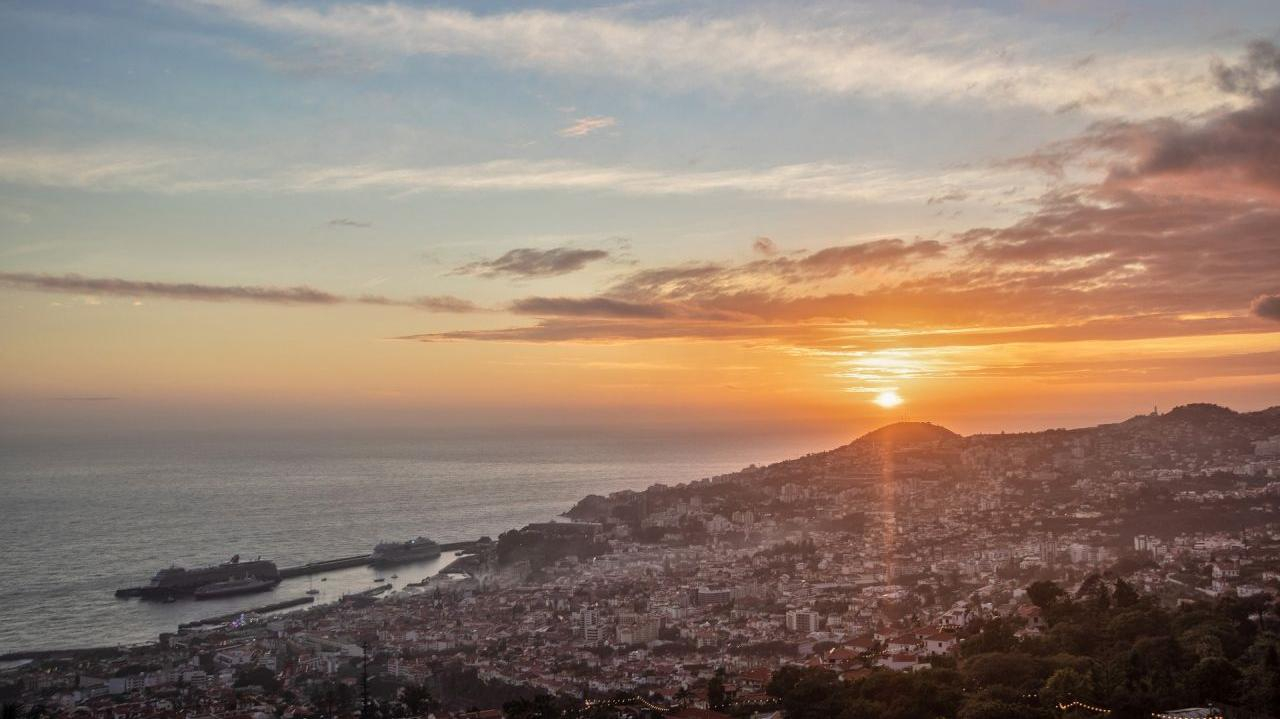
[{"x1": 5, "y1": 404, "x2": 1279, "y2": 718}]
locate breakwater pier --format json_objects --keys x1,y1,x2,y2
[
  {"x1": 276, "y1": 540, "x2": 478, "y2": 577},
  {"x1": 115, "y1": 540, "x2": 482, "y2": 598}
]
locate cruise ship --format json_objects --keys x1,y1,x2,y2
[
  {"x1": 371, "y1": 537, "x2": 441, "y2": 567},
  {"x1": 120, "y1": 555, "x2": 281, "y2": 600}
]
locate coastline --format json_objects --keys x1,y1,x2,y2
[
  {"x1": 0, "y1": 548, "x2": 477, "y2": 660},
  {"x1": 1, "y1": 428, "x2": 827, "y2": 656},
  {"x1": 1, "y1": 517, "x2": 579, "y2": 659}
]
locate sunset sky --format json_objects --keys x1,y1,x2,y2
[{"x1": 2, "y1": 0, "x2": 1278, "y2": 436}]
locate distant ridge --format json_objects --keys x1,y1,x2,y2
[
  {"x1": 565, "y1": 402, "x2": 1280, "y2": 521},
  {"x1": 800, "y1": 403, "x2": 1280, "y2": 473},
  {"x1": 1118, "y1": 402, "x2": 1279, "y2": 433},
  {"x1": 1121, "y1": 402, "x2": 1238, "y2": 426}
]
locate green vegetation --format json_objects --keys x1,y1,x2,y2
[
  {"x1": 767, "y1": 579, "x2": 1280, "y2": 719},
  {"x1": 233, "y1": 666, "x2": 281, "y2": 693}
]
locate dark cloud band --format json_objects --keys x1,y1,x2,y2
[
  {"x1": 453, "y1": 246, "x2": 610, "y2": 278},
  {"x1": 0, "y1": 272, "x2": 343, "y2": 304},
  {"x1": 0, "y1": 272, "x2": 478, "y2": 313}
]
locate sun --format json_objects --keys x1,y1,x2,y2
[{"x1": 873, "y1": 389, "x2": 904, "y2": 408}]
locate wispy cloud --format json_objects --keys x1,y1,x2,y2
[
  {"x1": 0, "y1": 205, "x2": 33, "y2": 224},
  {"x1": 328, "y1": 218, "x2": 372, "y2": 228},
  {"x1": 0, "y1": 272, "x2": 480, "y2": 312},
  {"x1": 454, "y1": 246, "x2": 611, "y2": 278},
  {"x1": 184, "y1": 0, "x2": 1239, "y2": 117},
  {"x1": 559, "y1": 116, "x2": 617, "y2": 137},
  {"x1": 357, "y1": 294, "x2": 481, "y2": 313},
  {"x1": 752, "y1": 237, "x2": 779, "y2": 257},
  {"x1": 280, "y1": 160, "x2": 1031, "y2": 204},
  {"x1": 0, "y1": 272, "x2": 344, "y2": 304},
  {"x1": 0, "y1": 148, "x2": 1041, "y2": 205},
  {"x1": 509, "y1": 296, "x2": 671, "y2": 319}
]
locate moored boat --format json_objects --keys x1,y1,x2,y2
[
  {"x1": 371, "y1": 536, "x2": 441, "y2": 567},
  {"x1": 119, "y1": 555, "x2": 281, "y2": 600}
]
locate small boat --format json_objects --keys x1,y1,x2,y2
[
  {"x1": 306, "y1": 588, "x2": 320, "y2": 595},
  {"x1": 374, "y1": 577, "x2": 386, "y2": 583},
  {"x1": 390, "y1": 574, "x2": 398, "y2": 579}
]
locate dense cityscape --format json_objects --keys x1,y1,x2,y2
[{"x1": 5, "y1": 403, "x2": 1280, "y2": 719}]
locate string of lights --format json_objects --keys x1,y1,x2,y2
[
  {"x1": 582, "y1": 694, "x2": 672, "y2": 712},
  {"x1": 1055, "y1": 699, "x2": 1224, "y2": 719},
  {"x1": 1057, "y1": 700, "x2": 1113, "y2": 714}
]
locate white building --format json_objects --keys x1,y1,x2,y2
[{"x1": 786, "y1": 609, "x2": 820, "y2": 633}]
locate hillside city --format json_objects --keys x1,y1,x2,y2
[{"x1": 4, "y1": 404, "x2": 1280, "y2": 719}]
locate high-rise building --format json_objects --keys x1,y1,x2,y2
[
  {"x1": 616, "y1": 613, "x2": 661, "y2": 644},
  {"x1": 786, "y1": 609, "x2": 819, "y2": 633},
  {"x1": 692, "y1": 586, "x2": 733, "y2": 606}
]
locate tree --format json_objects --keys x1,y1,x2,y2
[
  {"x1": 1184, "y1": 656, "x2": 1240, "y2": 705},
  {"x1": 1095, "y1": 588, "x2": 1112, "y2": 612},
  {"x1": 1075, "y1": 574, "x2": 1103, "y2": 600},
  {"x1": 766, "y1": 666, "x2": 842, "y2": 719},
  {"x1": 234, "y1": 666, "x2": 281, "y2": 693},
  {"x1": 707, "y1": 669, "x2": 727, "y2": 710},
  {"x1": 1040, "y1": 667, "x2": 1094, "y2": 708},
  {"x1": 959, "y1": 698, "x2": 1050, "y2": 719},
  {"x1": 1027, "y1": 581, "x2": 1066, "y2": 611},
  {"x1": 502, "y1": 694, "x2": 564, "y2": 719},
  {"x1": 1112, "y1": 579, "x2": 1139, "y2": 608},
  {"x1": 400, "y1": 684, "x2": 436, "y2": 716},
  {"x1": 311, "y1": 681, "x2": 356, "y2": 717},
  {"x1": 960, "y1": 618, "x2": 1019, "y2": 656},
  {"x1": 962, "y1": 653, "x2": 1045, "y2": 693}
]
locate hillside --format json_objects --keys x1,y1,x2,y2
[{"x1": 564, "y1": 403, "x2": 1280, "y2": 522}]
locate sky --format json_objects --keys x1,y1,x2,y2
[{"x1": 1, "y1": 0, "x2": 1278, "y2": 438}]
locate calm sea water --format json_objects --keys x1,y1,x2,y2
[{"x1": 0, "y1": 428, "x2": 840, "y2": 654}]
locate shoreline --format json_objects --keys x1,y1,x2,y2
[{"x1": 0, "y1": 543, "x2": 490, "y2": 660}]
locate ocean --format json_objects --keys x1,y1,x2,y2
[{"x1": 0, "y1": 428, "x2": 841, "y2": 655}]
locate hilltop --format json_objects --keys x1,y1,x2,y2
[{"x1": 845, "y1": 421, "x2": 960, "y2": 448}]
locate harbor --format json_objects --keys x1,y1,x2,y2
[
  {"x1": 46, "y1": 537, "x2": 493, "y2": 655},
  {"x1": 113, "y1": 539, "x2": 484, "y2": 599},
  {"x1": 277, "y1": 539, "x2": 480, "y2": 577}
]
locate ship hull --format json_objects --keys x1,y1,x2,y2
[
  {"x1": 194, "y1": 579, "x2": 279, "y2": 600},
  {"x1": 370, "y1": 548, "x2": 441, "y2": 567},
  {"x1": 118, "y1": 559, "x2": 281, "y2": 601}
]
